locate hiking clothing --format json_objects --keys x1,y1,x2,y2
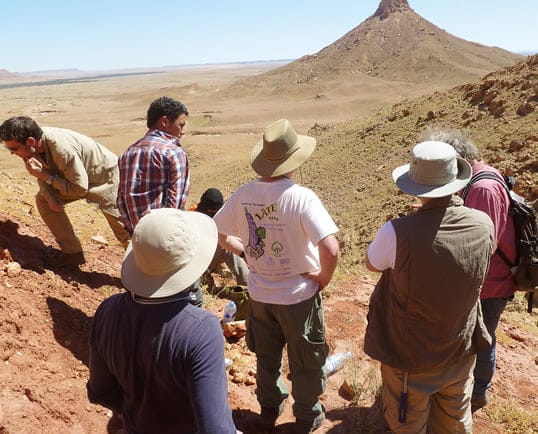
[
  {"x1": 87, "y1": 293, "x2": 235, "y2": 434},
  {"x1": 365, "y1": 196, "x2": 493, "y2": 372},
  {"x1": 381, "y1": 356, "x2": 475, "y2": 433},
  {"x1": 117, "y1": 129, "x2": 190, "y2": 234},
  {"x1": 465, "y1": 161, "x2": 517, "y2": 299},
  {"x1": 36, "y1": 127, "x2": 129, "y2": 252},
  {"x1": 214, "y1": 177, "x2": 338, "y2": 305},
  {"x1": 246, "y1": 294, "x2": 328, "y2": 423},
  {"x1": 472, "y1": 296, "x2": 509, "y2": 400},
  {"x1": 464, "y1": 161, "x2": 518, "y2": 401},
  {"x1": 209, "y1": 244, "x2": 249, "y2": 286},
  {"x1": 215, "y1": 175, "x2": 337, "y2": 424}
]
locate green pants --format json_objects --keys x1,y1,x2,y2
[{"x1": 246, "y1": 293, "x2": 328, "y2": 422}]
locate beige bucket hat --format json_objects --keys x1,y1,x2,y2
[
  {"x1": 392, "y1": 141, "x2": 472, "y2": 198},
  {"x1": 121, "y1": 208, "x2": 217, "y2": 298},
  {"x1": 251, "y1": 119, "x2": 316, "y2": 177}
]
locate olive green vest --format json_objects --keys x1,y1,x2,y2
[{"x1": 364, "y1": 196, "x2": 494, "y2": 372}]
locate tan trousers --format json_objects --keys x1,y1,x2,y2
[
  {"x1": 36, "y1": 192, "x2": 130, "y2": 253},
  {"x1": 381, "y1": 355, "x2": 476, "y2": 434}
]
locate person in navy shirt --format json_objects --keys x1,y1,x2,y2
[{"x1": 87, "y1": 208, "x2": 238, "y2": 433}]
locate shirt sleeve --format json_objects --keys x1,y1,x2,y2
[
  {"x1": 214, "y1": 192, "x2": 240, "y2": 238},
  {"x1": 166, "y1": 148, "x2": 189, "y2": 210},
  {"x1": 301, "y1": 192, "x2": 339, "y2": 244},
  {"x1": 49, "y1": 148, "x2": 89, "y2": 199},
  {"x1": 86, "y1": 307, "x2": 123, "y2": 413},
  {"x1": 186, "y1": 316, "x2": 236, "y2": 434},
  {"x1": 367, "y1": 221, "x2": 397, "y2": 270},
  {"x1": 464, "y1": 183, "x2": 509, "y2": 250}
]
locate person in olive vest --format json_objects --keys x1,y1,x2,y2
[{"x1": 364, "y1": 141, "x2": 494, "y2": 433}]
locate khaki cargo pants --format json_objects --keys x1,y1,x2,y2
[
  {"x1": 36, "y1": 191, "x2": 130, "y2": 253},
  {"x1": 381, "y1": 355, "x2": 476, "y2": 433}
]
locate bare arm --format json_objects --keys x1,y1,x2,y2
[
  {"x1": 218, "y1": 233, "x2": 245, "y2": 257},
  {"x1": 303, "y1": 234, "x2": 340, "y2": 291}
]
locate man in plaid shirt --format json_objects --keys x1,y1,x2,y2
[{"x1": 117, "y1": 96, "x2": 190, "y2": 235}]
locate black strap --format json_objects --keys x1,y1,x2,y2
[
  {"x1": 461, "y1": 171, "x2": 516, "y2": 268},
  {"x1": 461, "y1": 171, "x2": 510, "y2": 201}
]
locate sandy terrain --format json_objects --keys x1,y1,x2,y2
[{"x1": 0, "y1": 54, "x2": 536, "y2": 433}]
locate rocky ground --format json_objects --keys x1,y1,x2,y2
[
  {"x1": 0, "y1": 173, "x2": 536, "y2": 433},
  {"x1": 0, "y1": 52, "x2": 536, "y2": 434}
]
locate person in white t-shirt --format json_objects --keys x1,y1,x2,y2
[{"x1": 214, "y1": 119, "x2": 339, "y2": 433}]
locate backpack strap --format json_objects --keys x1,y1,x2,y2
[
  {"x1": 461, "y1": 171, "x2": 516, "y2": 268},
  {"x1": 461, "y1": 171, "x2": 510, "y2": 202}
]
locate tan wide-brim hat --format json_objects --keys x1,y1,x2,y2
[
  {"x1": 251, "y1": 119, "x2": 317, "y2": 177},
  {"x1": 121, "y1": 208, "x2": 217, "y2": 298},
  {"x1": 392, "y1": 141, "x2": 472, "y2": 198}
]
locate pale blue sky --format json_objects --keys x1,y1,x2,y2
[{"x1": 2, "y1": 0, "x2": 536, "y2": 72}]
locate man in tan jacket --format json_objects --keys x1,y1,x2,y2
[{"x1": 0, "y1": 116, "x2": 129, "y2": 266}]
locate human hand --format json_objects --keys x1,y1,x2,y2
[
  {"x1": 301, "y1": 269, "x2": 330, "y2": 291},
  {"x1": 25, "y1": 157, "x2": 48, "y2": 180},
  {"x1": 47, "y1": 195, "x2": 64, "y2": 212}
]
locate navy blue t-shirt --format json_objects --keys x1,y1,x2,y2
[{"x1": 87, "y1": 293, "x2": 236, "y2": 434}]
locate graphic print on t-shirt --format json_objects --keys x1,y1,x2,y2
[{"x1": 245, "y1": 207, "x2": 266, "y2": 259}]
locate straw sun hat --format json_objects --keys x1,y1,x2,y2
[
  {"x1": 392, "y1": 141, "x2": 472, "y2": 198},
  {"x1": 121, "y1": 208, "x2": 217, "y2": 298},
  {"x1": 250, "y1": 119, "x2": 316, "y2": 177}
]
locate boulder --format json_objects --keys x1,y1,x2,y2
[
  {"x1": 5, "y1": 262, "x2": 22, "y2": 277},
  {"x1": 516, "y1": 102, "x2": 535, "y2": 116}
]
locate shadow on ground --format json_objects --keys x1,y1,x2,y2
[
  {"x1": 0, "y1": 217, "x2": 123, "y2": 289},
  {"x1": 47, "y1": 296, "x2": 92, "y2": 366}
]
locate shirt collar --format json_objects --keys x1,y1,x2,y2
[{"x1": 147, "y1": 128, "x2": 182, "y2": 146}]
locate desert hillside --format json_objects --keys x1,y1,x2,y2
[
  {"x1": 245, "y1": 0, "x2": 522, "y2": 88},
  {"x1": 0, "y1": 33, "x2": 536, "y2": 434},
  {"x1": 292, "y1": 54, "x2": 537, "y2": 268}
]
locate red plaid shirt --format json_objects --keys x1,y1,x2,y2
[{"x1": 117, "y1": 129, "x2": 190, "y2": 234}]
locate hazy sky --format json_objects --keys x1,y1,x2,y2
[{"x1": 2, "y1": 0, "x2": 536, "y2": 72}]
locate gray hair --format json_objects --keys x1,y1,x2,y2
[{"x1": 419, "y1": 127, "x2": 480, "y2": 164}]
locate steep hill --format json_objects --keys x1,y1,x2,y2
[
  {"x1": 298, "y1": 54, "x2": 537, "y2": 266},
  {"x1": 247, "y1": 0, "x2": 522, "y2": 87},
  {"x1": 0, "y1": 69, "x2": 21, "y2": 82}
]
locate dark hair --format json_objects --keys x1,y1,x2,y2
[
  {"x1": 0, "y1": 116, "x2": 43, "y2": 143},
  {"x1": 197, "y1": 188, "x2": 224, "y2": 217},
  {"x1": 146, "y1": 96, "x2": 189, "y2": 128}
]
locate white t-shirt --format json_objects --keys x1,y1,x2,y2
[
  {"x1": 214, "y1": 178, "x2": 338, "y2": 305},
  {"x1": 367, "y1": 221, "x2": 397, "y2": 271}
]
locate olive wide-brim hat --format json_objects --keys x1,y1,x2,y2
[
  {"x1": 392, "y1": 141, "x2": 472, "y2": 198},
  {"x1": 251, "y1": 119, "x2": 317, "y2": 177},
  {"x1": 121, "y1": 208, "x2": 217, "y2": 298}
]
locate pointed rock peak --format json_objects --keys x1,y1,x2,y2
[{"x1": 373, "y1": 0, "x2": 411, "y2": 19}]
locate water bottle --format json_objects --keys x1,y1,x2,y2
[
  {"x1": 323, "y1": 351, "x2": 352, "y2": 376},
  {"x1": 223, "y1": 301, "x2": 237, "y2": 323}
]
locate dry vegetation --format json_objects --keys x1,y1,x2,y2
[{"x1": 0, "y1": 1, "x2": 536, "y2": 431}]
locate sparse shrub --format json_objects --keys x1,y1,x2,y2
[{"x1": 486, "y1": 400, "x2": 538, "y2": 433}]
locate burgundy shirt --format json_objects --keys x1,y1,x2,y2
[{"x1": 464, "y1": 161, "x2": 517, "y2": 298}]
